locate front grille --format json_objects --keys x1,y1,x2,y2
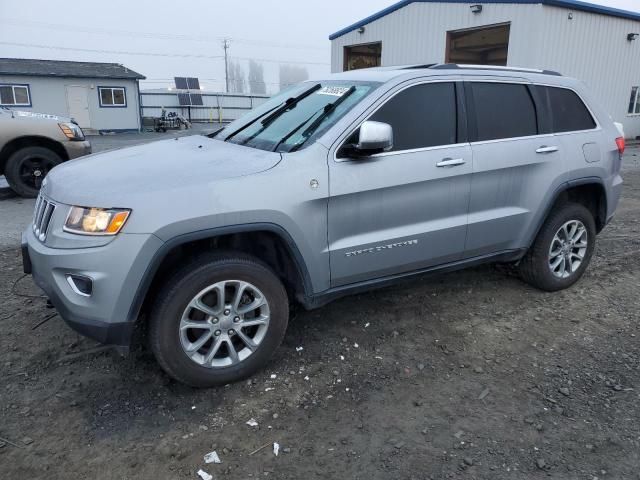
[{"x1": 32, "y1": 194, "x2": 56, "y2": 242}]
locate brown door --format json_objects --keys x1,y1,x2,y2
[
  {"x1": 343, "y1": 42, "x2": 382, "y2": 71},
  {"x1": 446, "y1": 23, "x2": 510, "y2": 66}
]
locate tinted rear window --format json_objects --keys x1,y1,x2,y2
[
  {"x1": 543, "y1": 86, "x2": 596, "y2": 133},
  {"x1": 369, "y1": 82, "x2": 457, "y2": 151},
  {"x1": 470, "y1": 82, "x2": 538, "y2": 141}
]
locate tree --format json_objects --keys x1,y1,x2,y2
[
  {"x1": 248, "y1": 60, "x2": 266, "y2": 95},
  {"x1": 278, "y1": 64, "x2": 309, "y2": 91},
  {"x1": 229, "y1": 60, "x2": 246, "y2": 94}
]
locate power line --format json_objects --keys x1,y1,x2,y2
[
  {"x1": 0, "y1": 41, "x2": 330, "y2": 66},
  {"x1": 1, "y1": 18, "x2": 328, "y2": 51}
]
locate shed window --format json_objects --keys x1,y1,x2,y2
[
  {"x1": 628, "y1": 87, "x2": 640, "y2": 115},
  {"x1": 0, "y1": 84, "x2": 31, "y2": 106},
  {"x1": 98, "y1": 87, "x2": 127, "y2": 107}
]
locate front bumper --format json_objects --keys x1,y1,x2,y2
[
  {"x1": 22, "y1": 228, "x2": 163, "y2": 347},
  {"x1": 63, "y1": 139, "x2": 92, "y2": 159}
]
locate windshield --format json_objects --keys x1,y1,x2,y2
[{"x1": 216, "y1": 80, "x2": 380, "y2": 152}]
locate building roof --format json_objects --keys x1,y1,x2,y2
[
  {"x1": 0, "y1": 58, "x2": 146, "y2": 80},
  {"x1": 329, "y1": 0, "x2": 640, "y2": 40}
]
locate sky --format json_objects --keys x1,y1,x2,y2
[{"x1": 0, "y1": 0, "x2": 638, "y2": 94}]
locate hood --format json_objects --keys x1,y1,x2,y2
[{"x1": 43, "y1": 135, "x2": 282, "y2": 206}]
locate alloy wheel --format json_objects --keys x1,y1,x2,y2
[
  {"x1": 548, "y1": 220, "x2": 588, "y2": 279},
  {"x1": 179, "y1": 280, "x2": 270, "y2": 368}
]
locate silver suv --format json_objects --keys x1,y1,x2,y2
[{"x1": 23, "y1": 65, "x2": 624, "y2": 387}]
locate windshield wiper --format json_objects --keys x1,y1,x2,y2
[
  {"x1": 223, "y1": 83, "x2": 321, "y2": 144},
  {"x1": 285, "y1": 85, "x2": 356, "y2": 153}
]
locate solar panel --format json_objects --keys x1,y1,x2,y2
[
  {"x1": 189, "y1": 93, "x2": 203, "y2": 105},
  {"x1": 174, "y1": 77, "x2": 188, "y2": 89},
  {"x1": 187, "y1": 77, "x2": 201, "y2": 90},
  {"x1": 177, "y1": 93, "x2": 191, "y2": 106}
]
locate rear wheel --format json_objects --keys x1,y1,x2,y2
[
  {"x1": 519, "y1": 203, "x2": 596, "y2": 291},
  {"x1": 4, "y1": 146, "x2": 62, "y2": 198},
  {"x1": 149, "y1": 253, "x2": 289, "y2": 387}
]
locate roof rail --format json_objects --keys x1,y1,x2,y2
[
  {"x1": 429, "y1": 64, "x2": 562, "y2": 76},
  {"x1": 400, "y1": 64, "x2": 438, "y2": 70}
]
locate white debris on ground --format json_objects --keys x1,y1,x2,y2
[
  {"x1": 270, "y1": 374, "x2": 277, "y2": 379},
  {"x1": 197, "y1": 469, "x2": 213, "y2": 480},
  {"x1": 273, "y1": 442, "x2": 280, "y2": 456},
  {"x1": 295, "y1": 346, "x2": 303, "y2": 352},
  {"x1": 246, "y1": 418, "x2": 259, "y2": 427},
  {"x1": 203, "y1": 450, "x2": 221, "y2": 464}
]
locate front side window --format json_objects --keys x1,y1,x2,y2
[
  {"x1": 368, "y1": 82, "x2": 457, "y2": 151},
  {"x1": 542, "y1": 86, "x2": 596, "y2": 133},
  {"x1": 628, "y1": 86, "x2": 640, "y2": 115},
  {"x1": 98, "y1": 87, "x2": 127, "y2": 107},
  {"x1": 0, "y1": 84, "x2": 31, "y2": 106},
  {"x1": 220, "y1": 81, "x2": 380, "y2": 152},
  {"x1": 470, "y1": 82, "x2": 538, "y2": 141}
]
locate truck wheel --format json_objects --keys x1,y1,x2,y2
[
  {"x1": 4, "y1": 146, "x2": 62, "y2": 198},
  {"x1": 149, "y1": 253, "x2": 289, "y2": 387},
  {"x1": 519, "y1": 203, "x2": 596, "y2": 291}
]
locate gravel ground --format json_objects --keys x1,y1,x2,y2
[{"x1": 1, "y1": 143, "x2": 639, "y2": 480}]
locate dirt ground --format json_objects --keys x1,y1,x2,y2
[{"x1": 1, "y1": 144, "x2": 639, "y2": 480}]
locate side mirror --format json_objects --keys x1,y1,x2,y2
[{"x1": 342, "y1": 121, "x2": 393, "y2": 157}]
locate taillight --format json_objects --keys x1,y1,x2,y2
[{"x1": 616, "y1": 137, "x2": 625, "y2": 155}]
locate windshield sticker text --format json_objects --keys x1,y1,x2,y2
[{"x1": 317, "y1": 86, "x2": 351, "y2": 97}]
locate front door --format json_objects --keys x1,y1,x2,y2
[
  {"x1": 66, "y1": 85, "x2": 90, "y2": 128},
  {"x1": 328, "y1": 81, "x2": 472, "y2": 287}
]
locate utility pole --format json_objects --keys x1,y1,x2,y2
[{"x1": 222, "y1": 39, "x2": 230, "y2": 93}]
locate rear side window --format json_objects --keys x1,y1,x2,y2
[
  {"x1": 369, "y1": 82, "x2": 457, "y2": 151},
  {"x1": 470, "y1": 82, "x2": 538, "y2": 141},
  {"x1": 543, "y1": 86, "x2": 596, "y2": 133}
]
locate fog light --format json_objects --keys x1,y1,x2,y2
[{"x1": 66, "y1": 274, "x2": 93, "y2": 297}]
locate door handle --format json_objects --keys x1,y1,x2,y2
[
  {"x1": 436, "y1": 158, "x2": 466, "y2": 168},
  {"x1": 536, "y1": 146, "x2": 559, "y2": 154}
]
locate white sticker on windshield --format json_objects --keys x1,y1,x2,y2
[{"x1": 317, "y1": 86, "x2": 351, "y2": 96}]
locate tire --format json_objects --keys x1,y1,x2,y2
[
  {"x1": 519, "y1": 202, "x2": 596, "y2": 291},
  {"x1": 4, "y1": 146, "x2": 63, "y2": 198},
  {"x1": 149, "y1": 252, "x2": 289, "y2": 387}
]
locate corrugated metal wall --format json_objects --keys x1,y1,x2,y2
[
  {"x1": 330, "y1": 2, "x2": 544, "y2": 71},
  {"x1": 330, "y1": 2, "x2": 640, "y2": 137},
  {"x1": 139, "y1": 92, "x2": 269, "y2": 123},
  {"x1": 537, "y1": 5, "x2": 640, "y2": 138}
]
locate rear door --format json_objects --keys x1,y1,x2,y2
[
  {"x1": 464, "y1": 79, "x2": 566, "y2": 257},
  {"x1": 327, "y1": 80, "x2": 472, "y2": 287}
]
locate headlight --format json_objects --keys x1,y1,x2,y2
[
  {"x1": 64, "y1": 206, "x2": 130, "y2": 235},
  {"x1": 58, "y1": 122, "x2": 85, "y2": 141}
]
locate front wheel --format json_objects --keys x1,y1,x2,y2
[
  {"x1": 519, "y1": 203, "x2": 596, "y2": 291},
  {"x1": 4, "y1": 146, "x2": 62, "y2": 198},
  {"x1": 149, "y1": 253, "x2": 289, "y2": 387}
]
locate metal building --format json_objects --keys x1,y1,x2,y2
[
  {"x1": 329, "y1": 0, "x2": 640, "y2": 138},
  {"x1": 0, "y1": 58, "x2": 145, "y2": 133}
]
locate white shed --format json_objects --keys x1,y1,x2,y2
[
  {"x1": 0, "y1": 58, "x2": 145, "y2": 134},
  {"x1": 329, "y1": 0, "x2": 640, "y2": 138}
]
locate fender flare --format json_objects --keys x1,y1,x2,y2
[
  {"x1": 528, "y1": 176, "x2": 607, "y2": 247},
  {"x1": 126, "y1": 223, "x2": 314, "y2": 323}
]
